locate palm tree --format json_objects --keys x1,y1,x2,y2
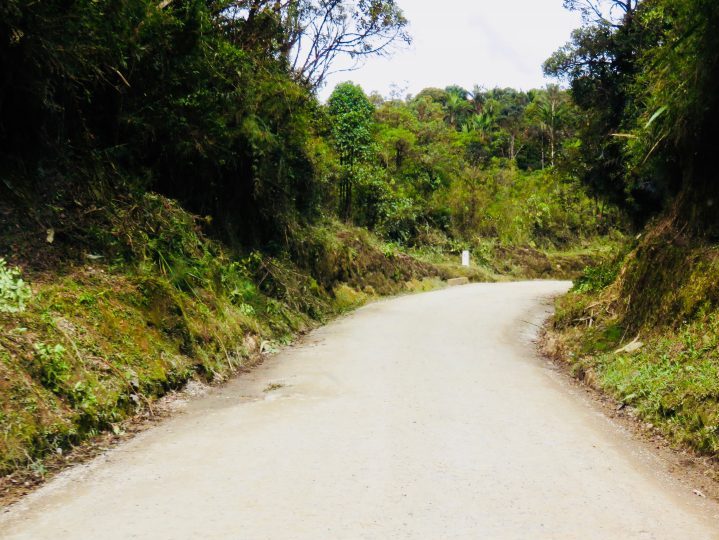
[
  {"x1": 532, "y1": 85, "x2": 568, "y2": 168},
  {"x1": 444, "y1": 91, "x2": 472, "y2": 129},
  {"x1": 468, "y1": 85, "x2": 486, "y2": 114}
]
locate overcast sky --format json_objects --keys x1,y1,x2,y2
[{"x1": 319, "y1": 0, "x2": 582, "y2": 100}]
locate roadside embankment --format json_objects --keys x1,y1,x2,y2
[
  {"x1": 0, "y1": 189, "x2": 618, "y2": 501},
  {"x1": 543, "y1": 219, "x2": 719, "y2": 457}
]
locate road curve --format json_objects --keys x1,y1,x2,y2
[{"x1": 2, "y1": 281, "x2": 719, "y2": 539}]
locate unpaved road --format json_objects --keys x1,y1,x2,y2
[{"x1": 2, "y1": 281, "x2": 719, "y2": 539}]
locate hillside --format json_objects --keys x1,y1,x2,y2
[
  {"x1": 542, "y1": 0, "x2": 719, "y2": 458},
  {"x1": 0, "y1": 0, "x2": 629, "y2": 482}
]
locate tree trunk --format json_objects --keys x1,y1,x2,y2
[{"x1": 549, "y1": 100, "x2": 556, "y2": 167}]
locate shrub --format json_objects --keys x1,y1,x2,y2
[
  {"x1": 0, "y1": 257, "x2": 31, "y2": 313},
  {"x1": 572, "y1": 259, "x2": 622, "y2": 293},
  {"x1": 33, "y1": 343, "x2": 70, "y2": 393}
]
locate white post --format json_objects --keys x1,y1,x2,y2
[{"x1": 461, "y1": 250, "x2": 470, "y2": 267}]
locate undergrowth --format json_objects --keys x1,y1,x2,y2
[
  {"x1": 545, "y1": 222, "x2": 719, "y2": 455},
  {"x1": 0, "y1": 189, "x2": 618, "y2": 478},
  {"x1": 0, "y1": 259, "x2": 31, "y2": 313},
  {"x1": 0, "y1": 193, "x2": 450, "y2": 477}
]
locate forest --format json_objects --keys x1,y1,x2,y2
[{"x1": 1, "y1": 0, "x2": 718, "y2": 487}]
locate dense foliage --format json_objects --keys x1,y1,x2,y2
[
  {"x1": 3, "y1": 0, "x2": 714, "y2": 270},
  {"x1": 1, "y1": 0, "x2": 413, "y2": 248},
  {"x1": 1, "y1": 0, "x2": 620, "y2": 260},
  {"x1": 1, "y1": 0, "x2": 323, "y2": 245},
  {"x1": 323, "y1": 82, "x2": 616, "y2": 247},
  {"x1": 545, "y1": 0, "x2": 719, "y2": 231},
  {"x1": 545, "y1": 0, "x2": 719, "y2": 459}
]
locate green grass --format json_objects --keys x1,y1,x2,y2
[
  {"x1": 548, "y1": 228, "x2": 719, "y2": 456},
  {"x1": 0, "y1": 197, "x2": 451, "y2": 476},
  {"x1": 561, "y1": 314, "x2": 719, "y2": 453}
]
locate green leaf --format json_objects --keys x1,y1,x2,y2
[{"x1": 645, "y1": 106, "x2": 667, "y2": 129}]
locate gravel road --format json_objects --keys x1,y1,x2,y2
[{"x1": 2, "y1": 281, "x2": 718, "y2": 539}]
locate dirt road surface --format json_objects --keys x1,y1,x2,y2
[{"x1": 2, "y1": 282, "x2": 719, "y2": 539}]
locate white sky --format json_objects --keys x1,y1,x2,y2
[{"x1": 319, "y1": 0, "x2": 582, "y2": 100}]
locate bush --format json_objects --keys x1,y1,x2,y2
[
  {"x1": 572, "y1": 259, "x2": 622, "y2": 293},
  {"x1": 33, "y1": 343, "x2": 70, "y2": 394},
  {"x1": 0, "y1": 257, "x2": 31, "y2": 313}
]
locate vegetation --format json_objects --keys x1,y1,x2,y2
[
  {"x1": 5, "y1": 0, "x2": 718, "y2": 482},
  {"x1": 545, "y1": 228, "x2": 719, "y2": 453},
  {"x1": 544, "y1": 0, "x2": 719, "y2": 457},
  {"x1": 327, "y1": 82, "x2": 622, "y2": 255},
  {"x1": 0, "y1": 0, "x2": 634, "y2": 480},
  {"x1": 0, "y1": 259, "x2": 31, "y2": 314},
  {"x1": 0, "y1": 193, "x2": 451, "y2": 476}
]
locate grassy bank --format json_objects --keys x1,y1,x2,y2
[
  {"x1": 0, "y1": 193, "x2": 453, "y2": 478},
  {"x1": 544, "y1": 221, "x2": 719, "y2": 455},
  {"x1": 0, "y1": 186, "x2": 620, "y2": 488},
  {"x1": 410, "y1": 235, "x2": 622, "y2": 282}
]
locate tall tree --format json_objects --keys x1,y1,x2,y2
[
  {"x1": 327, "y1": 82, "x2": 375, "y2": 219},
  {"x1": 224, "y1": 0, "x2": 411, "y2": 89},
  {"x1": 544, "y1": 0, "x2": 660, "y2": 222},
  {"x1": 527, "y1": 86, "x2": 573, "y2": 168},
  {"x1": 444, "y1": 89, "x2": 472, "y2": 129}
]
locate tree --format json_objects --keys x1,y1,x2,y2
[
  {"x1": 375, "y1": 99, "x2": 418, "y2": 170},
  {"x1": 468, "y1": 85, "x2": 487, "y2": 114},
  {"x1": 627, "y1": 0, "x2": 719, "y2": 234},
  {"x1": 443, "y1": 88, "x2": 472, "y2": 129},
  {"x1": 223, "y1": 0, "x2": 411, "y2": 89},
  {"x1": 563, "y1": 0, "x2": 639, "y2": 26},
  {"x1": 544, "y1": 0, "x2": 661, "y2": 221},
  {"x1": 327, "y1": 82, "x2": 375, "y2": 219},
  {"x1": 526, "y1": 86, "x2": 573, "y2": 168}
]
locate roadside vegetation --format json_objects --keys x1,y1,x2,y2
[
  {"x1": 0, "y1": 0, "x2": 631, "y2": 481},
  {"x1": 543, "y1": 0, "x2": 719, "y2": 457},
  {"x1": 6, "y1": 0, "x2": 719, "y2": 490},
  {"x1": 0, "y1": 195, "x2": 449, "y2": 477}
]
